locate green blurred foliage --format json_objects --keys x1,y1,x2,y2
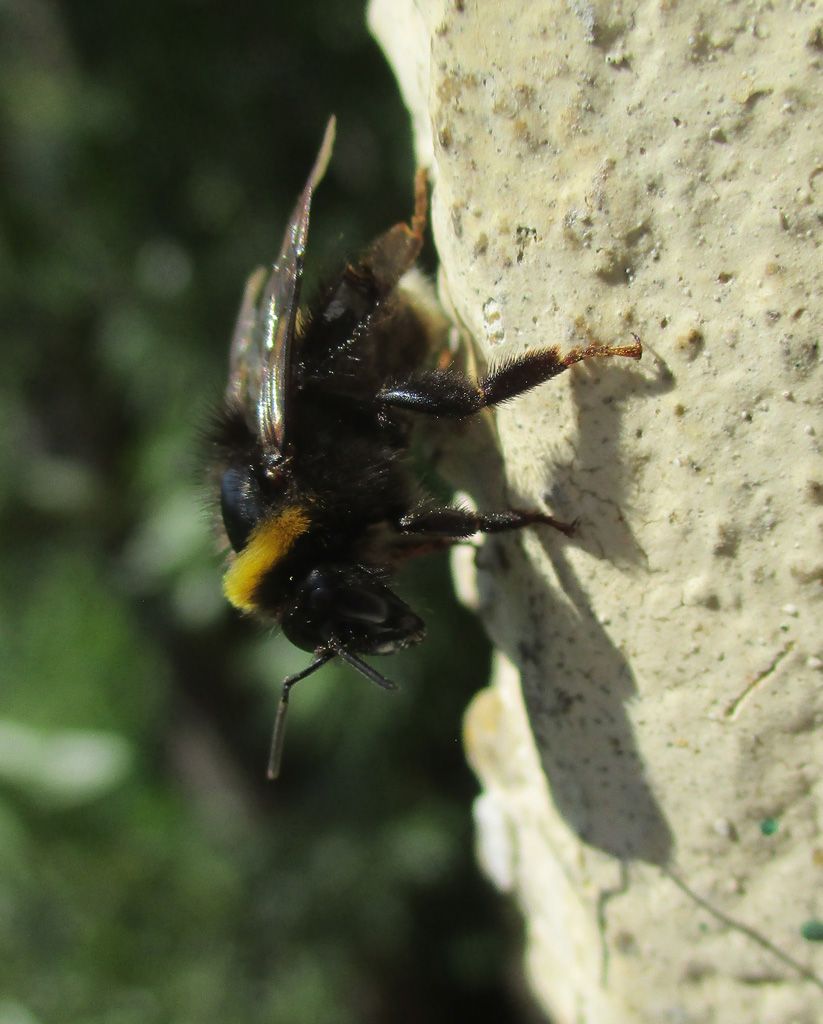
[{"x1": 0, "y1": 0, "x2": 531, "y2": 1021}]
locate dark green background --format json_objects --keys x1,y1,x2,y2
[{"x1": 0, "y1": 1, "x2": 536, "y2": 1021}]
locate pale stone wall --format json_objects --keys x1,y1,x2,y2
[{"x1": 369, "y1": 1, "x2": 823, "y2": 1020}]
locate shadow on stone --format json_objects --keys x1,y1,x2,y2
[{"x1": 469, "y1": 348, "x2": 675, "y2": 864}]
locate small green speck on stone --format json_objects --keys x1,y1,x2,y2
[
  {"x1": 801, "y1": 920, "x2": 823, "y2": 942},
  {"x1": 759, "y1": 817, "x2": 779, "y2": 836}
]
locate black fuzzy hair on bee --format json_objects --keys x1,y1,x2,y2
[{"x1": 209, "y1": 116, "x2": 642, "y2": 778}]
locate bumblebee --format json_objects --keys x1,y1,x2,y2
[{"x1": 210, "y1": 117, "x2": 641, "y2": 777}]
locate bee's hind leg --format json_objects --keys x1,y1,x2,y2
[{"x1": 378, "y1": 336, "x2": 641, "y2": 417}]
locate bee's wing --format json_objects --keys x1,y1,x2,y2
[{"x1": 226, "y1": 116, "x2": 336, "y2": 454}]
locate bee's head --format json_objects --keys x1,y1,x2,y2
[{"x1": 281, "y1": 565, "x2": 426, "y2": 656}]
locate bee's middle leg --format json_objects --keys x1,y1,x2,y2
[{"x1": 399, "y1": 507, "x2": 577, "y2": 538}]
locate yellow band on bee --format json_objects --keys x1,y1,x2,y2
[{"x1": 223, "y1": 506, "x2": 310, "y2": 613}]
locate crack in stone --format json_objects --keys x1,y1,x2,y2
[{"x1": 723, "y1": 642, "x2": 795, "y2": 721}]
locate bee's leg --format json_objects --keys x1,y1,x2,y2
[
  {"x1": 268, "y1": 650, "x2": 336, "y2": 780},
  {"x1": 378, "y1": 336, "x2": 641, "y2": 417},
  {"x1": 399, "y1": 507, "x2": 578, "y2": 539},
  {"x1": 392, "y1": 535, "x2": 459, "y2": 562},
  {"x1": 321, "y1": 167, "x2": 428, "y2": 329},
  {"x1": 360, "y1": 166, "x2": 428, "y2": 290}
]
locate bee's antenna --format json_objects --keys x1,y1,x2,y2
[
  {"x1": 332, "y1": 644, "x2": 399, "y2": 691},
  {"x1": 267, "y1": 651, "x2": 335, "y2": 780},
  {"x1": 267, "y1": 689, "x2": 291, "y2": 781},
  {"x1": 267, "y1": 644, "x2": 398, "y2": 779}
]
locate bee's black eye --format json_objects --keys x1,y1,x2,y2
[{"x1": 220, "y1": 464, "x2": 265, "y2": 552}]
